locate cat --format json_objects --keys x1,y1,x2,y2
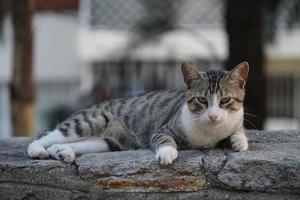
[{"x1": 27, "y1": 62, "x2": 249, "y2": 165}]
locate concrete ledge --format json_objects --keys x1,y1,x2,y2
[{"x1": 0, "y1": 130, "x2": 300, "y2": 200}]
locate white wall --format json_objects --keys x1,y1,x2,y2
[
  {"x1": 0, "y1": 12, "x2": 80, "y2": 82},
  {"x1": 0, "y1": 15, "x2": 13, "y2": 138},
  {"x1": 34, "y1": 12, "x2": 80, "y2": 81},
  {"x1": 0, "y1": 12, "x2": 81, "y2": 138},
  {"x1": 0, "y1": 15, "x2": 12, "y2": 83}
]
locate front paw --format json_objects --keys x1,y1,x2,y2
[
  {"x1": 27, "y1": 141, "x2": 49, "y2": 159},
  {"x1": 155, "y1": 145, "x2": 178, "y2": 165},
  {"x1": 47, "y1": 144, "x2": 75, "y2": 163},
  {"x1": 230, "y1": 133, "x2": 248, "y2": 152}
]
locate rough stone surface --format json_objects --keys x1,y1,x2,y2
[
  {"x1": 0, "y1": 130, "x2": 300, "y2": 200},
  {"x1": 76, "y1": 150, "x2": 205, "y2": 192}
]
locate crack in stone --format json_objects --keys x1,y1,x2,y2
[
  {"x1": 201, "y1": 150, "x2": 234, "y2": 190},
  {"x1": 217, "y1": 152, "x2": 230, "y2": 175}
]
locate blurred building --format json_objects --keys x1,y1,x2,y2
[
  {"x1": 78, "y1": 0, "x2": 227, "y2": 98},
  {"x1": 0, "y1": 0, "x2": 299, "y2": 137},
  {"x1": 78, "y1": 0, "x2": 300, "y2": 130}
]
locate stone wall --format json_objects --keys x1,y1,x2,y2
[{"x1": 0, "y1": 130, "x2": 299, "y2": 200}]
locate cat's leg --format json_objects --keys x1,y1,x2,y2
[
  {"x1": 230, "y1": 129, "x2": 248, "y2": 152},
  {"x1": 47, "y1": 138, "x2": 110, "y2": 162},
  {"x1": 150, "y1": 128, "x2": 178, "y2": 165},
  {"x1": 103, "y1": 118, "x2": 140, "y2": 150},
  {"x1": 27, "y1": 129, "x2": 80, "y2": 159},
  {"x1": 27, "y1": 111, "x2": 110, "y2": 159},
  {"x1": 46, "y1": 120, "x2": 139, "y2": 162}
]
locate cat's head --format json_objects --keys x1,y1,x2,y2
[{"x1": 181, "y1": 62, "x2": 249, "y2": 125}]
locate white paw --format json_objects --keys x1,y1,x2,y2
[
  {"x1": 27, "y1": 141, "x2": 49, "y2": 159},
  {"x1": 155, "y1": 145, "x2": 178, "y2": 165},
  {"x1": 231, "y1": 134, "x2": 248, "y2": 152},
  {"x1": 47, "y1": 144, "x2": 75, "y2": 163}
]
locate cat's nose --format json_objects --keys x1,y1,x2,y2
[{"x1": 208, "y1": 114, "x2": 218, "y2": 122}]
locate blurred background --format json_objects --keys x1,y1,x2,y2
[{"x1": 0, "y1": 0, "x2": 300, "y2": 138}]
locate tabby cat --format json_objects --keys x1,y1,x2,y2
[{"x1": 28, "y1": 62, "x2": 249, "y2": 165}]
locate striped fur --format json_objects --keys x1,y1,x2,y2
[
  {"x1": 57, "y1": 89, "x2": 186, "y2": 148},
  {"x1": 28, "y1": 62, "x2": 249, "y2": 164}
]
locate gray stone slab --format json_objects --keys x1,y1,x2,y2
[
  {"x1": 0, "y1": 130, "x2": 299, "y2": 199},
  {"x1": 76, "y1": 150, "x2": 205, "y2": 192}
]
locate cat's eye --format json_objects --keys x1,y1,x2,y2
[
  {"x1": 220, "y1": 97, "x2": 231, "y2": 104},
  {"x1": 196, "y1": 97, "x2": 208, "y2": 104}
]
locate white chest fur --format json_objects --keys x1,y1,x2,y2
[{"x1": 180, "y1": 104, "x2": 243, "y2": 148}]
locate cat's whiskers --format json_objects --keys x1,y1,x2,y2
[
  {"x1": 243, "y1": 109, "x2": 259, "y2": 129},
  {"x1": 189, "y1": 117, "x2": 203, "y2": 122},
  {"x1": 243, "y1": 117, "x2": 258, "y2": 130},
  {"x1": 244, "y1": 112, "x2": 259, "y2": 119}
]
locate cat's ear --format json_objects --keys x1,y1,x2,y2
[
  {"x1": 229, "y1": 62, "x2": 249, "y2": 89},
  {"x1": 181, "y1": 63, "x2": 204, "y2": 88}
]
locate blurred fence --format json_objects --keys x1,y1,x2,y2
[
  {"x1": 81, "y1": 0, "x2": 300, "y2": 32},
  {"x1": 82, "y1": 0, "x2": 224, "y2": 30},
  {"x1": 267, "y1": 73, "x2": 300, "y2": 119},
  {"x1": 80, "y1": 0, "x2": 227, "y2": 100},
  {"x1": 91, "y1": 59, "x2": 222, "y2": 100}
]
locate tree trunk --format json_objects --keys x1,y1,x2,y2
[
  {"x1": 10, "y1": 0, "x2": 36, "y2": 136},
  {"x1": 225, "y1": 0, "x2": 266, "y2": 130}
]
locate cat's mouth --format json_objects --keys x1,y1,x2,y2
[
  {"x1": 193, "y1": 118, "x2": 223, "y2": 126},
  {"x1": 205, "y1": 119, "x2": 223, "y2": 126}
]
